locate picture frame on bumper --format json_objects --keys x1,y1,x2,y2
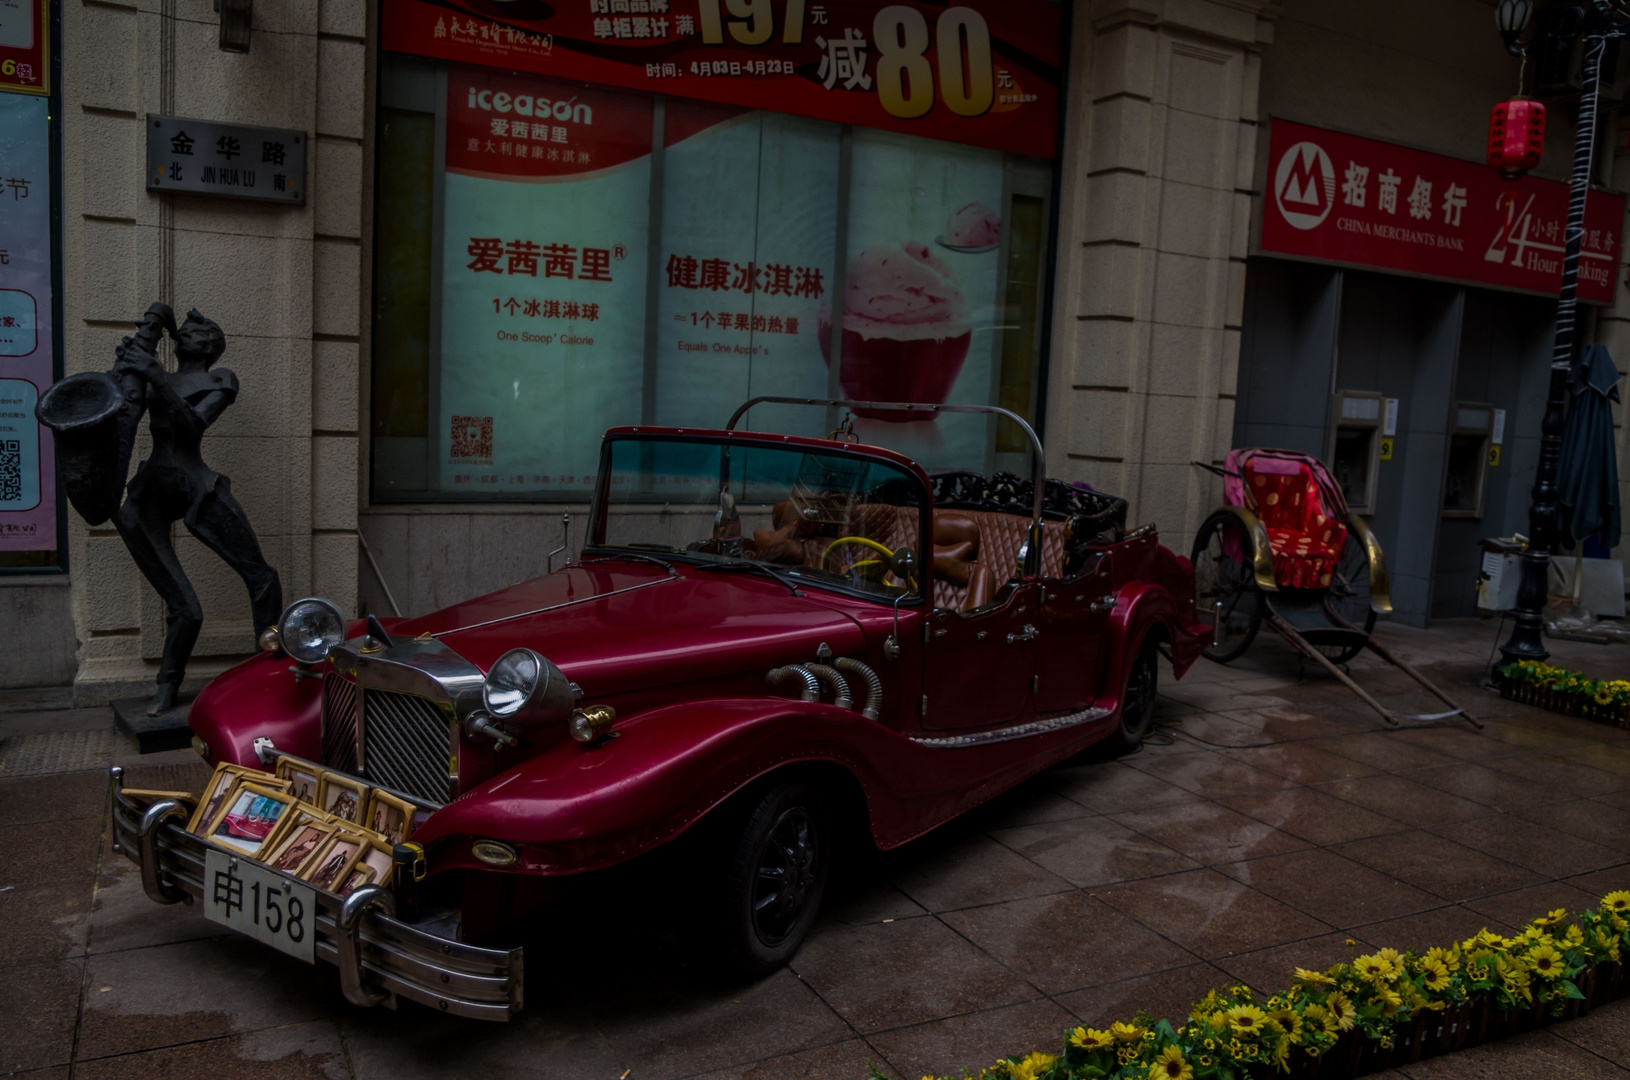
[
  {"x1": 364, "y1": 790, "x2": 415, "y2": 846},
  {"x1": 302, "y1": 831, "x2": 368, "y2": 893},
  {"x1": 187, "y1": 764, "x2": 287, "y2": 836},
  {"x1": 261, "y1": 819, "x2": 336, "y2": 876},
  {"x1": 204, "y1": 782, "x2": 298, "y2": 857},
  {"x1": 317, "y1": 772, "x2": 369, "y2": 824},
  {"x1": 274, "y1": 755, "x2": 322, "y2": 804}
]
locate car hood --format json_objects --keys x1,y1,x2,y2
[{"x1": 389, "y1": 561, "x2": 868, "y2": 697}]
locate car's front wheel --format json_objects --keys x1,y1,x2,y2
[{"x1": 714, "y1": 780, "x2": 830, "y2": 976}]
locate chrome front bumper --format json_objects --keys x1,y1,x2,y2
[{"x1": 108, "y1": 767, "x2": 523, "y2": 1021}]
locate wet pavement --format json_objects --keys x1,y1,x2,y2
[{"x1": 6, "y1": 618, "x2": 1630, "y2": 1078}]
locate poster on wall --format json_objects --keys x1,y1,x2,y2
[
  {"x1": 0, "y1": 92, "x2": 54, "y2": 554},
  {"x1": 1260, "y1": 118, "x2": 1627, "y2": 304},
  {"x1": 383, "y1": 0, "x2": 1060, "y2": 159},
  {"x1": 0, "y1": 0, "x2": 46, "y2": 96},
  {"x1": 438, "y1": 68, "x2": 652, "y2": 495}
]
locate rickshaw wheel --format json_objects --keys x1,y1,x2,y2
[
  {"x1": 1319, "y1": 531, "x2": 1379, "y2": 663},
  {"x1": 1191, "y1": 511, "x2": 1262, "y2": 663}
]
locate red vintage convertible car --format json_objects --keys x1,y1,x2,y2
[{"x1": 108, "y1": 399, "x2": 1209, "y2": 1019}]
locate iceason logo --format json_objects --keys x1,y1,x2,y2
[{"x1": 1274, "y1": 141, "x2": 1336, "y2": 231}]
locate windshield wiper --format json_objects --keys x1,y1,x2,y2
[
  {"x1": 581, "y1": 551, "x2": 677, "y2": 574},
  {"x1": 694, "y1": 559, "x2": 802, "y2": 596}
]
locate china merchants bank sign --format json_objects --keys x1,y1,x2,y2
[{"x1": 1261, "y1": 118, "x2": 1627, "y2": 305}]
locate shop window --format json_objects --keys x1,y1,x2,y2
[{"x1": 369, "y1": 54, "x2": 1058, "y2": 503}]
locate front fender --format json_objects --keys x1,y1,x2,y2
[
  {"x1": 190, "y1": 651, "x2": 322, "y2": 767},
  {"x1": 413, "y1": 698, "x2": 907, "y2": 876}
]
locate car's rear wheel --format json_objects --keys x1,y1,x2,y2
[
  {"x1": 714, "y1": 780, "x2": 829, "y2": 976},
  {"x1": 1103, "y1": 637, "x2": 1160, "y2": 755}
]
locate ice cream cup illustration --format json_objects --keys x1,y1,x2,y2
[{"x1": 819, "y1": 242, "x2": 971, "y2": 421}]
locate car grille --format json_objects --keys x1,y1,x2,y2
[
  {"x1": 321, "y1": 673, "x2": 359, "y2": 773},
  {"x1": 362, "y1": 689, "x2": 453, "y2": 804}
]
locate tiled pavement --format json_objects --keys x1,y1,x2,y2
[{"x1": 8, "y1": 620, "x2": 1630, "y2": 1078}]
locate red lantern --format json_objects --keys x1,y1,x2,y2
[{"x1": 1488, "y1": 98, "x2": 1546, "y2": 180}]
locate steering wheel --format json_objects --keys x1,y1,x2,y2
[{"x1": 821, "y1": 536, "x2": 915, "y2": 590}]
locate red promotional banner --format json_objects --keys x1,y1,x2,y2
[
  {"x1": 0, "y1": 0, "x2": 47, "y2": 96},
  {"x1": 382, "y1": 0, "x2": 1061, "y2": 158},
  {"x1": 1261, "y1": 118, "x2": 1627, "y2": 304}
]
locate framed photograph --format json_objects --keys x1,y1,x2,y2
[
  {"x1": 187, "y1": 764, "x2": 286, "y2": 836},
  {"x1": 354, "y1": 839, "x2": 396, "y2": 892},
  {"x1": 302, "y1": 832, "x2": 367, "y2": 893},
  {"x1": 274, "y1": 755, "x2": 322, "y2": 804},
  {"x1": 260, "y1": 820, "x2": 335, "y2": 876},
  {"x1": 205, "y1": 782, "x2": 297, "y2": 857},
  {"x1": 364, "y1": 790, "x2": 415, "y2": 846},
  {"x1": 318, "y1": 772, "x2": 370, "y2": 824},
  {"x1": 337, "y1": 864, "x2": 377, "y2": 898}
]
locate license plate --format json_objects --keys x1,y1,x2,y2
[{"x1": 203, "y1": 848, "x2": 317, "y2": 964}]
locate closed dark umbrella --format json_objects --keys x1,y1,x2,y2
[{"x1": 1557, "y1": 343, "x2": 1621, "y2": 553}]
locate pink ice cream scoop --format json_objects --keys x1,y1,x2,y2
[
  {"x1": 944, "y1": 202, "x2": 1001, "y2": 248},
  {"x1": 819, "y1": 242, "x2": 972, "y2": 419}
]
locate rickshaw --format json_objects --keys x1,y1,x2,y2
[{"x1": 1190, "y1": 448, "x2": 1479, "y2": 727}]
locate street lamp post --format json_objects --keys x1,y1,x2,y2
[{"x1": 1496, "y1": 0, "x2": 1626, "y2": 666}]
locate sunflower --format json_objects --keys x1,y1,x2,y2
[
  {"x1": 1419, "y1": 957, "x2": 1452, "y2": 993},
  {"x1": 1270, "y1": 1008, "x2": 1303, "y2": 1041},
  {"x1": 1526, "y1": 943, "x2": 1566, "y2": 980},
  {"x1": 1068, "y1": 1027, "x2": 1114, "y2": 1052},
  {"x1": 1149, "y1": 1045, "x2": 1193, "y2": 1080},
  {"x1": 1326, "y1": 992, "x2": 1358, "y2": 1031},
  {"x1": 1535, "y1": 908, "x2": 1569, "y2": 927},
  {"x1": 1110, "y1": 1020, "x2": 1145, "y2": 1044},
  {"x1": 1223, "y1": 1004, "x2": 1270, "y2": 1036},
  {"x1": 1604, "y1": 891, "x2": 1630, "y2": 913},
  {"x1": 1303, "y1": 1003, "x2": 1335, "y2": 1035},
  {"x1": 1436, "y1": 945, "x2": 1463, "y2": 972},
  {"x1": 1374, "y1": 985, "x2": 1403, "y2": 1015},
  {"x1": 1007, "y1": 1051, "x2": 1057, "y2": 1080},
  {"x1": 1294, "y1": 967, "x2": 1337, "y2": 986},
  {"x1": 1376, "y1": 947, "x2": 1405, "y2": 969},
  {"x1": 1354, "y1": 954, "x2": 1395, "y2": 982}
]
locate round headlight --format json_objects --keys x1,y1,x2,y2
[
  {"x1": 471, "y1": 839, "x2": 518, "y2": 867},
  {"x1": 277, "y1": 598, "x2": 346, "y2": 665},
  {"x1": 483, "y1": 648, "x2": 543, "y2": 717}
]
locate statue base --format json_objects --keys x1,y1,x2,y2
[{"x1": 111, "y1": 695, "x2": 195, "y2": 754}]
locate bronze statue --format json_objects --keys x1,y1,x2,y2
[{"x1": 37, "y1": 302, "x2": 282, "y2": 715}]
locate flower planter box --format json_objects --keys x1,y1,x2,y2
[{"x1": 1498, "y1": 681, "x2": 1630, "y2": 728}]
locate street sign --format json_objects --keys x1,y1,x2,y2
[{"x1": 146, "y1": 115, "x2": 306, "y2": 204}]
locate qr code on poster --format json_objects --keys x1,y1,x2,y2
[
  {"x1": 450, "y1": 416, "x2": 493, "y2": 461},
  {"x1": 0, "y1": 439, "x2": 20, "y2": 504}
]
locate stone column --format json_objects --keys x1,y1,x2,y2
[
  {"x1": 1047, "y1": 0, "x2": 1278, "y2": 558},
  {"x1": 62, "y1": 0, "x2": 366, "y2": 703}
]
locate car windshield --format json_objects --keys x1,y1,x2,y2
[{"x1": 591, "y1": 436, "x2": 925, "y2": 601}]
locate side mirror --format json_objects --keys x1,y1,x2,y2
[{"x1": 890, "y1": 546, "x2": 917, "y2": 581}]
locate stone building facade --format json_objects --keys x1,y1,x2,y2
[{"x1": 5, "y1": 0, "x2": 1627, "y2": 695}]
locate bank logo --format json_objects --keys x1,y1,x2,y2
[{"x1": 1274, "y1": 141, "x2": 1336, "y2": 231}]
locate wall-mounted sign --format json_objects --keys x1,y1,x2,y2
[
  {"x1": 0, "y1": 0, "x2": 47, "y2": 96},
  {"x1": 146, "y1": 116, "x2": 306, "y2": 204},
  {"x1": 1261, "y1": 118, "x2": 1627, "y2": 304},
  {"x1": 381, "y1": 0, "x2": 1062, "y2": 158}
]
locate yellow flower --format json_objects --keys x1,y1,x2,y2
[
  {"x1": 1526, "y1": 943, "x2": 1565, "y2": 980},
  {"x1": 1150, "y1": 1045, "x2": 1193, "y2": 1080},
  {"x1": 1007, "y1": 1051, "x2": 1056, "y2": 1080},
  {"x1": 1294, "y1": 967, "x2": 1337, "y2": 986},
  {"x1": 1419, "y1": 957, "x2": 1452, "y2": 993},
  {"x1": 1110, "y1": 1020, "x2": 1145, "y2": 1044},
  {"x1": 1303, "y1": 1003, "x2": 1335, "y2": 1035},
  {"x1": 1377, "y1": 947, "x2": 1405, "y2": 969},
  {"x1": 1603, "y1": 891, "x2": 1630, "y2": 913},
  {"x1": 1271, "y1": 1008, "x2": 1303, "y2": 1041},
  {"x1": 1068, "y1": 1027, "x2": 1114, "y2": 1052},
  {"x1": 1374, "y1": 985, "x2": 1403, "y2": 1015},
  {"x1": 1223, "y1": 1004, "x2": 1270, "y2": 1036},
  {"x1": 1564, "y1": 925, "x2": 1586, "y2": 949},
  {"x1": 1326, "y1": 992, "x2": 1358, "y2": 1031},
  {"x1": 1354, "y1": 954, "x2": 1396, "y2": 982},
  {"x1": 1534, "y1": 908, "x2": 1568, "y2": 927}
]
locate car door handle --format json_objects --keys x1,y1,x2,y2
[
  {"x1": 1007, "y1": 624, "x2": 1039, "y2": 644},
  {"x1": 1090, "y1": 595, "x2": 1119, "y2": 614}
]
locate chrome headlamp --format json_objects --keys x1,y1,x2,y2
[
  {"x1": 277, "y1": 597, "x2": 347, "y2": 664},
  {"x1": 481, "y1": 648, "x2": 578, "y2": 732}
]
